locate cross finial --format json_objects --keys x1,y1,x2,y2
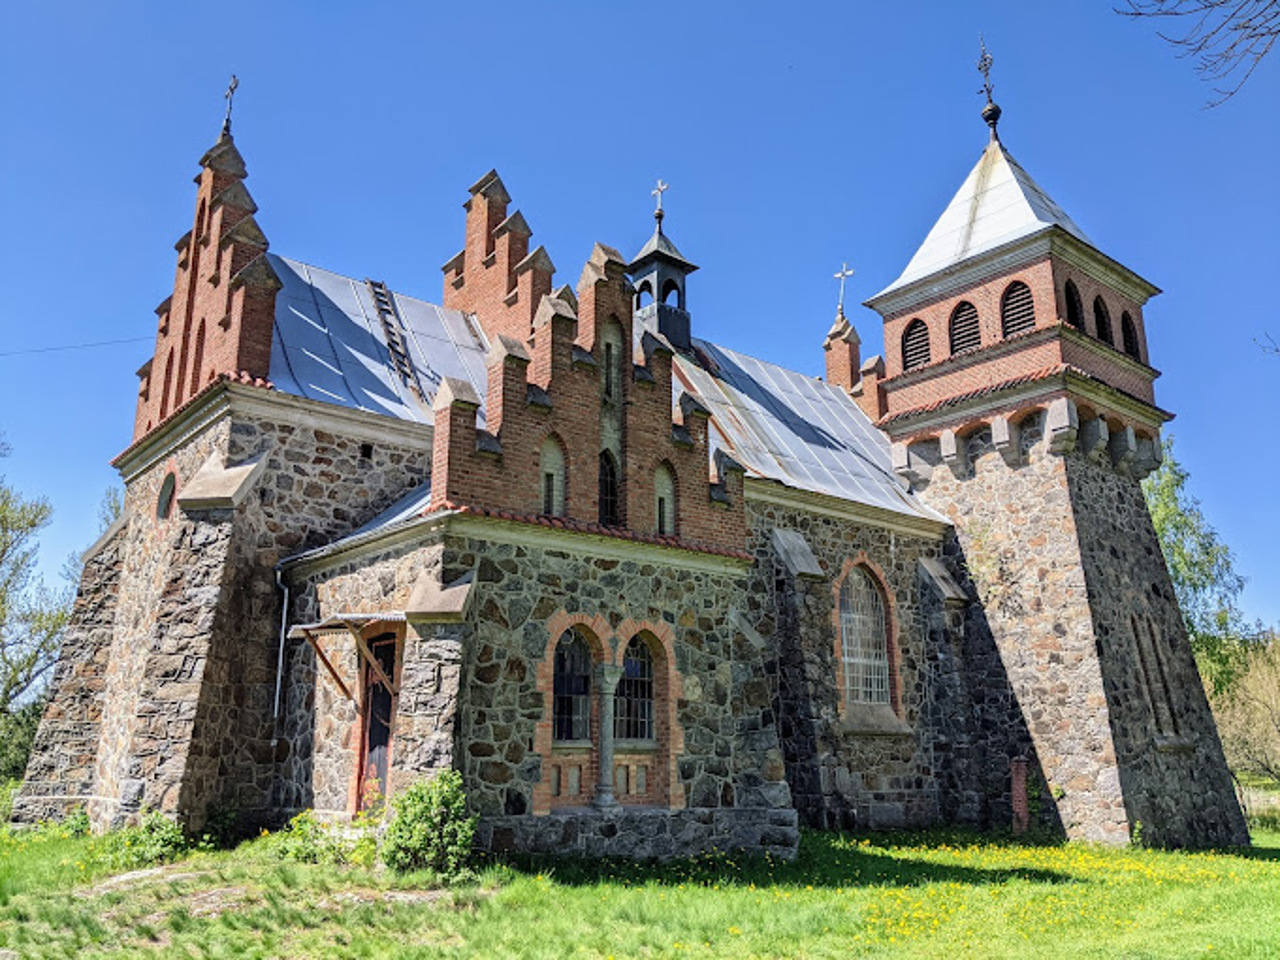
[
  {"x1": 652, "y1": 178, "x2": 669, "y2": 224},
  {"x1": 976, "y1": 36, "x2": 1001, "y2": 141},
  {"x1": 221, "y1": 75, "x2": 240, "y2": 137},
  {"x1": 834, "y1": 262, "x2": 855, "y2": 317}
]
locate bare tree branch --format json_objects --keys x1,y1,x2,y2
[{"x1": 1118, "y1": 0, "x2": 1280, "y2": 104}]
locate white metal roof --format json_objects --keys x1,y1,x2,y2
[{"x1": 874, "y1": 140, "x2": 1090, "y2": 300}]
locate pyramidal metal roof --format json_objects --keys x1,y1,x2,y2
[
  {"x1": 630, "y1": 224, "x2": 698, "y2": 271},
  {"x1": 874, "y1": 140, "x2": 1090, "y2": 299}
]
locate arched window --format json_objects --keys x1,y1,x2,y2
[
  {"x1": 901, "y1": 319, "x2": 931, "y2": 370},
  {"x1": 1121, "y1": 312, "x2": 1140, "y2": 359},
  {"x1": 1001, "y1": 281, "x2": 1036, "y2": 337},
  {"x1": 615, "y1": 637, "x2": 654, "y2": 742},
  {"x1": 661, "y1": 278, "x2": 681, "y2": 307},
  {"x1": 635, "y1": 280, "x2": 654, "y2": 310},
  {"x1": 539, "y1": 437, "x2": 566, "y2": 516},
  {"x1": 839, "y1": 567, "x2": 890, "y2": 707},
  {"x1": 189, "y1": 319, "x2": 206, "y2": 396},
  {"x1": 157, "y1": 472, "x2": 177, "y2": 520},
  {"x1": 1064, "y1": 280, "x2": 1085, "y2": 330},
  {"x1": 552, "y1": 629, "x2": 592, "y2": 742},
  {"x1": 654, "y1": 463, "x2": 676, "y2": 536},
  {"x1": 1093, "y1": 296, "x2": 1114, "y2": 346},
  {"x1": 948, "y1": 301, "x2": 981, "y2": 355},
  {"x1": 598, "y1": 451, "x2": 620, "y2": 527}
]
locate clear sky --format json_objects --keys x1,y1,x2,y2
[{"x1": 1, "y1": 2, "x2": 1276, "y2": 623}]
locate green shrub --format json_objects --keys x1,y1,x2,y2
[
  {"x1": 100, "y1": 810, "x2": 190, "y2": 869},
  {"x1": 0, "y1": 699, "x2": 45, "y2": 782},
  {"x1": 382, "y1": 769, "x2": 476, "y2": 877},
  {"x1": 62, "y1": 806, "x2": 90, "y2": 838}
]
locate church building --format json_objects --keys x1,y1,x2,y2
[{"x1": 13, "y1": 82, "x2": 1247, "y2": 856}]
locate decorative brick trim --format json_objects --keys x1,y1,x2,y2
[{"x1": 830, "y1": 554, "x2": 902, "y2": 717}]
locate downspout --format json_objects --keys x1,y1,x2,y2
[{"x1": 272, "y1": 565, "x2": 290, "y2": 747}]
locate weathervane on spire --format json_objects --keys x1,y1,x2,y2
[
  {"x1": 652, "y1": 178, "x2": 669, "y2": 226},
  {"x1": 221, "y1": 75, "x2": 240, "y2": 137},
  {"x1": 976, "y1": 36, "x2": 1002, "y2": 142},
  {"x1": 834, "y1": 262, "x2": 855, "y2": 317}
]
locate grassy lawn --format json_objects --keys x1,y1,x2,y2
[{"x1": 0, "y1": 823, "x2": 1277, "y2": 959}]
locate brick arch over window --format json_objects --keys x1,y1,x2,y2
[
  {"x1": 533, "y1": 614, "x2": 610, "y2": 813},
  {"x1": 1064, "y1": 280, "x2": 1085, "y2": 330},
  {"x1": 1000, "y1": 280, "x2": 1036, "y2": 337},
  {"x1": 948, "y1": 301, "x2": 981, "y2": 355},
  {"x1": 830, "y1": 555, "x2": 900, "y2": 716},
  {"x1": 901, "y1": 318, "x2": 931, "y2": 370},
  {"x1": 1093, "y1": 296, "x2": 1114, "y2": 346},
  {"x1": 613, "y1": 619, "x2": 684, "y2": 810}
]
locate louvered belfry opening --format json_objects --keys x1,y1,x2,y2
[
  {"x1": 1064, "y1": 280, "x2": 1085, "y2": 330},
  {"x1": 1001, "y1": 281, "x2": 1035, "y2": 337},
  {"x1": 948, "y1": 301, "x2": 981, "y2": 355},
  {"x1": 367, "y1": 279, "x2": 425, "y2": 403},
  {"x1": 901, "y1": 319, "x2": 931, "y2": 370},
  {"x1": 1121, "y1": 312, "x2": 1140, "y2": 359},
  {"x1": 1094, "y1": 296, "x2": 1114, "y2": 345}
]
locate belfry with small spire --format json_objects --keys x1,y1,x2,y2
[{"x1": 629, "y1": 180, "x2": 698, "y2": 351}]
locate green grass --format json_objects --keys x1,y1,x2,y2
[{"x1": 0, "y1": 824, "x2": 1277, "y2": 958}]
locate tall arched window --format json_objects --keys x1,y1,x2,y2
[
  {"x1": 839, "y1": 567, "x2": 890, "y2": 707},
  {"x1": 1093, "y1": 296, "x2": 1114, "y2": 346},
  {"x1": 901, "y1": 319, "x2": 931, "y2": 370},
  {"x1": 1001, "y1": 281, "x2": 1036, "y2": 337},
  {"x1": 948, "y1": 301, "x2": 981, "y2": 355},
  {"x1": 1064, "y1": 280, "x2": 1085, "y2": 330},
  {"x1": 539, "y1": 437, "x2": 566, "y2": 516},
  {"x1": 552, "y1": 629, "x2": 592, "y2": 742},
  {"x1": 654, "y1": 463, "x2": 676, "y2": 536},
  {"x1": 598, "y1": 451, "x2": 620, "y2": 527},
  {"x1": 1121, "y1": 312, "x2": 1140, "y2": 359},
  {"x1": 615, "y1": 637, "x2": 654, "y2": 742},
  {"x1": 159, "y1": 349, "x2": 175, "y2": 420},
  {"x1": 600, "y1": 319, "x2": 624, "y2": 400}
]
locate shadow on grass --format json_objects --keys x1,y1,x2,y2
[{"x1": 496, "y1": 828, "x2": 1076, "y2": 890}]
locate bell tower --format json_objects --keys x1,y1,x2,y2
[
  {"x1": 629, "y1": 180, "x2": 698, "y2": 351},
  {"x1": 855, "y1": 61, "x2": 1246, "y2": 848}
]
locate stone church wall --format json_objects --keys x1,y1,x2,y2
[
  {"x1": 284, "y1": 520, "x2": 800, "y2": 859},
  {"x1": 744, "y1": 493, "x2": 956, "y2": 831}
]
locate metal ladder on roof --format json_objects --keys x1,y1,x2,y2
[{"x1": 366, "y1": 279, "x2": 425, "y2": 404}]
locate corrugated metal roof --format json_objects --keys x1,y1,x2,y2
[
  {"x1": 676, "y1": 341, "x2": 944, "y2": 522},
  {"x1": 874, "y1": 141, "x2": 1089, "y2": 300},
  {"x1": 267, "y1": 254, "x2": 490, "y2": 428},
  {"x1": 265, "y1": 255, "x2": 942, "y2": 528}
]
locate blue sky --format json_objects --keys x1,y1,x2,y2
[{"x1": 1, "y1": 2, "x2": 1277, "y2": 623}]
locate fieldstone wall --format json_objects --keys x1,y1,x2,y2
[
  {"x1": 744, "y1": 495, "x2": 958, "y2": 832},
  {"x1": 11, "y1": 525, "x2": 124, "y2": 822},
  {"x1": 284, "y1": 519, "x2": 800, "y2": 858},
  {"x1": 917, "y1": 411, "x2": 1245, "y2": 846},
  {"x1": 1066, "y1": 452, "x2": 1247, "y2": 847}
]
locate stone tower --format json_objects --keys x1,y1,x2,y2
[{"x1": 857, "y1": 101, "x2": 1247, "y2": 847}]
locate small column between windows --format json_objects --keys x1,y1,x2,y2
[{"x1": 593, "y1": 664, "x2": 623, "y2": 809}]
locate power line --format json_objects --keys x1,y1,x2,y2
[{"x1": 0, "y1": 336, "x2": 152, "y2": 359}]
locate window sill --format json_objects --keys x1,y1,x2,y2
[
  {"x1": 837, "y1": 703, "x2": 913, "y2": 738},
  {"x1": 552, "y1": 741, "x2": 593, "y2": 753},
  {"x1": 614, "y1": 740, "x2": 658, "y2": 754}
]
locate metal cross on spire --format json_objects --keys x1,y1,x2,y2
[
  {"x1": 652, "y1": 178, "x2": 669, "y2": 224},
  {"x1": 221, "y1": 75, "x2": 240, "y2": 137},
  {"x1": 834, "y1": 262, "x2": 855, "y2": 316}
]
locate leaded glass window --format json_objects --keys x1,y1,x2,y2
[
  {"x1": 553, "y1": 630, "x2": 591, "y2": 741},
  {"x1": 615, "y1": 637, "x2": 654, "y2": 741},
  {"x1": 839, "y1": 568, "x2": 890, "y2": 707}
]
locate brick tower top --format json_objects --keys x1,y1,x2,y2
[
  {"x1": 854, "y1": 108, "x2": 1168, "y2": 479},
  {"x1": 132, "y1": 115, "x2": 281, "y2": 441}
]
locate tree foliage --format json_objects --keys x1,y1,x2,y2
[
  {"x1": 1142, "y1": 436, "x2": 1255, "y2": 693},
  {"x1": 1214, "y1": 633, "x2": 1280, "y2": 782},
  {"x1": 1118, "y1": 0, "x2": 1279, "y2": 103}
]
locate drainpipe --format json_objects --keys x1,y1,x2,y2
[{"x1": 272, "y1": 565, "x2": 290, "y2": 747}]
